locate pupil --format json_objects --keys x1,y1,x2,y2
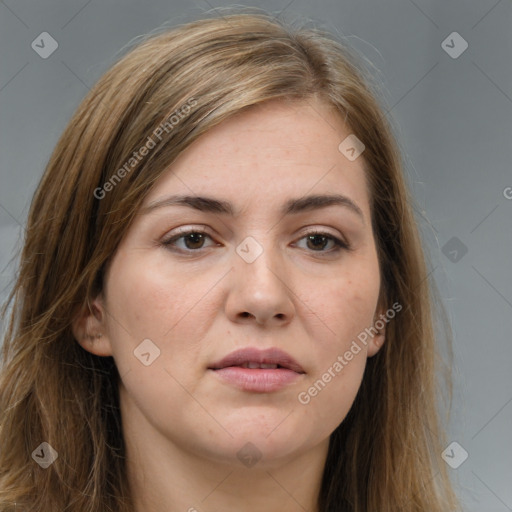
[
  {"x1": 186, "y1": 233, "x2": 204, "y2": 249},
  {"x1": 308, "y1": 235, "x2": 327, "y2": 250}
]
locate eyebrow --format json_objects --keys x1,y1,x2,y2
[{"x1": 140, "y1": 193, "x2": 365, "y2": 222}]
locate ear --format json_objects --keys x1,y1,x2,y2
[
  {"x1": 71, "y1": 295, "x2": 113, "y2": 357},
  {"x1": 367, "y1": 304, "x2": 387, "y2": 358}
]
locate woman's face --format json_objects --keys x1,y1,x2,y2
[{"x1": 79, "y1": 97, "x2": 385, "y2": 468}]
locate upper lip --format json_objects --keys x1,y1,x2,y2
[{"x1": 208, "y1": 347, "x2": 305, "y2": 373}]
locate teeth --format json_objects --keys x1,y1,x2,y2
[{"x1": 241, "y1": 362, "x2": 279, "y2": 369}]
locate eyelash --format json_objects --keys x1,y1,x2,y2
[{"x1": 161, "y1": 228, "x2": 351, "y2": 256}]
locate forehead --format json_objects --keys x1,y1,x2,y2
[{"x1": 143, "y1": 98, "x2": 371, "y2": 221}]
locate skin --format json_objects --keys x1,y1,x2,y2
[{"x1": 74, "y1": 97, "x2": 386, "y2": 512}]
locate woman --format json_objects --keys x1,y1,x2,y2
[{"x1": 0, "y1": 9, "x2": 460, "y2": 512}]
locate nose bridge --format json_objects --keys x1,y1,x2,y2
[
  {"x1": 234, "y1": 234, "x2": 285, "y2": 290},
  {"x1": 226, "y1": 233, "x2": 294, "y2": 325}
]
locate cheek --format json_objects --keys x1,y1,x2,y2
[
  {"x1": 302, "y1": 258, "x2": 380, "y2": 354},
  {"x1": 103, "y1": 256, "x2": 215, "y2": 431},
  {"x1": 295, "y1": 284, "x2": 374, "y2": 436},
  {"x1": 294, "y1": 258, "x2": 379, "y2": 418},
  {"x1": 107, "y1": 247, "x2": 189, "y2": 327},
  {"x1": 103, "y1": 249, "x2": 223, "y2": 381}
]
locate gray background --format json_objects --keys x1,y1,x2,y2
[{"x1": 1, "y1": 1, "x2": 511, "y2": 510}]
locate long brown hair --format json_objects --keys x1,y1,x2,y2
[{"x1": 0, "y1": 8, "x2": 459, "y2": 511}]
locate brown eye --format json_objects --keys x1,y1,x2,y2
[
  {"x1": 296, "y1": 230, "x2": 350, "y2": 254},
  {"x1": 162, "y1": 229, "x2": 215, "y2": 252},
  {"x1": 182, "y1": 232, "x2": 207, "y2": 250},
  {"x1": 306, "y1": 234, "x2": 330, "y2": 251}
]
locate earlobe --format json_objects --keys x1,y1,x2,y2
[
  {"x1": 367, "y1": 331, "x2": 385, "y2": 357},
  {"x1": 71, "y1": 297, "x2": 113, "y2": 357},
  {"x1": 367, "y1": 307, "x2": 387, "y2": 357}
]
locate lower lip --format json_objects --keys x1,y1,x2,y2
[{"x1": 209, "y1": 367, "x2": 303, "y2": 392}]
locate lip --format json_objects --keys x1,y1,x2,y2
[{"x1": 208, "y1": 347, "x2": 305, "y2": 393}]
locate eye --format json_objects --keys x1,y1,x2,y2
[
  {"x1": 161, "y1": 228, "x2": 351, "y2": 255},
  {"x1": 161, "y1": 228, "x2": 216, "y2": 252},
  {"x1": 294, "y1": 230, "x2": 351, "y2": 254}
]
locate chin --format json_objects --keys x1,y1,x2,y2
[
  {"x1": 202, "y1": 437, "x2": 311, "y2": 470},
  {"x1": 195, "y1": 416, "x2": 317, "y2": 468}
]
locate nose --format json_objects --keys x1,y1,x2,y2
[{"x1": 224, "y1": 238, "x2": 295, "y2": 327}]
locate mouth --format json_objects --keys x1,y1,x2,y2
[{"x1": 208, "y1": 347, "x2": 305, "y2": 393}]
